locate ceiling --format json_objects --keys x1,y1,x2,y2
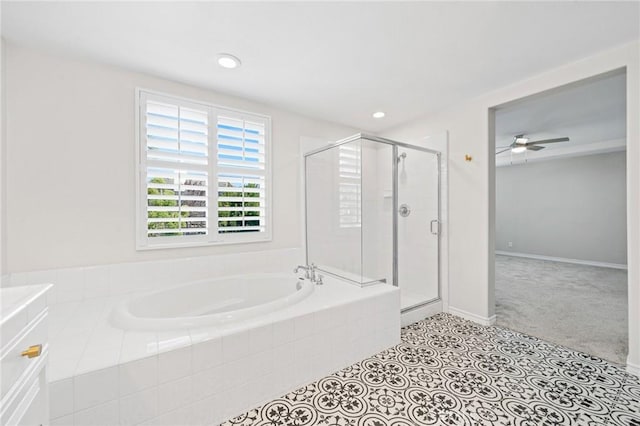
[
  {"x1": 495, "y1": 71, "x2": 626, "y2": 166},
  {"x1": 2, "y1": 2, "x2": 639, "y2": 132}
]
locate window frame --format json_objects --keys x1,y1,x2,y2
[{"x1": 135, "y1": 88, "x2": 272, "y2": 250}]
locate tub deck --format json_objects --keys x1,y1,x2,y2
[{"x1": 48, "y1": 275, "x2": 400, "y2": 425}]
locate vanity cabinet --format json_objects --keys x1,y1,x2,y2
[{"x1": 1, "y1": 284, "x2": 52, "y2": 426}]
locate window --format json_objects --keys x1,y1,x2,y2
[
  {"x1": 338, "y1": 144, "x2": 362, "y2": 228},
  {"x1": 137, "y1": 90, "x2": 271, "y2": 249}
]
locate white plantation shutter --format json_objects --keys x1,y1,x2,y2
[
  {"x1": 338, "y1": 144, "x2": 362, "y2": 228},
  {"x1": 138, "y1": 90, "x2": 271, "y2": 248},
  {"x1": 144, "y1": 99, "x2": 209, "y2": 238},
  {"x1": 216, "y1": 115, "x2": 267, "y2": 235}
]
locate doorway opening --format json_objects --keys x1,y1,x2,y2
[{"x1": 490, "y1": 69, "x2": 628, "y2": 364}]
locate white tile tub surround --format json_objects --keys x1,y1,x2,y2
[
  {"x1": 2, "y1": 248, "x2": 304, "y2": 304},
  {"x1": 46, "y1": 273, "x2": 400, "y2": 425}
]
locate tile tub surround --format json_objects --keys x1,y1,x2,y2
[
  {"x1": 2, "y1": 248, "x2": 303, "y2": 305},
  {"x1": 223, "y1": 313, "x2": 640, "y2": 426},
  {"x1": 47, "y1": 275, "x2": 400, "y2": 425}
]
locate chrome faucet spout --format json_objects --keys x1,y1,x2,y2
[
  {"x1": 308, "y1": 263, "x2": 316, "y2": 281},
  {"x1": 294, "y1": 265, "x2": 311, "y2": 279},
  {"x1": 294, "y1": 264, "x2": 323, "y2": 285}
]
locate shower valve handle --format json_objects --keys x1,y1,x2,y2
[{"x1": 399, "y1": 204, "x2": 411, "y2": 217}]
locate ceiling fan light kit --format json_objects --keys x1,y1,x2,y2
[
  {"x1": 496, "y1": 134, "x2": 571, "y2": 155},
  {"x1": 514, "y1": 135, "x2": 529, "y2": 144}
]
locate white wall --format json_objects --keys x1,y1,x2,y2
[
  {"x1": 0, "y1": 37, "x2": 5, "y2": 277},
  {"x1": 3, "y1": 43, "x2": 356, "y2": 272},
  {"x1": 496, "y1": 151, "x2": 627, "y2": 265},
  {"x1": 382, "y1": 42, "x2": 640, "y2": 372}
]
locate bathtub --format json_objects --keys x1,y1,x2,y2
[
  {"x1": 111, "y1": 273, "x2": 315, "y2": 331},
  {"x1": 47, "y1": 269, "x2": 400, "y2": 426}
]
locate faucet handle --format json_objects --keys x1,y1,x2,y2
[{"x1": 316, "y1": 275, "x2": 324, "y2": 285}]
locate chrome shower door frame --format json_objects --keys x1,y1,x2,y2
[{"x1": 304, "y1": 133, "x2": 442, "y2": 310}]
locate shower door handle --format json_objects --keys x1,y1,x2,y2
[{"x1": 430, "y1": 220, "x2": 439, "y2": 235}]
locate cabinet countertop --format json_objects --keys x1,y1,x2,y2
[{"x1": 1, "y1": 284, "x2": 53, "y2": 326}]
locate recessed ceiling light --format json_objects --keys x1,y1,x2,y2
[
  {"x1": 511, "y1": 146, "x2": 527, "y2": 154},
  {"x1": 217, "y1": 53, "x2": 241, "y2": 69},
  {"x1": 372, "y1": 111, "x2": 385, "y2": 118}
]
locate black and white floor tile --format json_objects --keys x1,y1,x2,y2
[{"x1": 220, "y1": 313, "x2": 640, "y2": 426}]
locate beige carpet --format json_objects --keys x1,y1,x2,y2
[{"x1": 495, "y1": 254, "x2": 628, "y2": 365}]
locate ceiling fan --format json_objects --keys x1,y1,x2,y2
[{"x1": 496, "y1": 134, "x2": 570, "y2": 155}]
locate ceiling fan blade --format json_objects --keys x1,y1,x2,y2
[
  {"x1": 527, "y1": 145, "x2": 545, "y2": 151},
  {"x1": 526, "y1": 137, "x2": 569, "y2": 145},
  {"x1": 495, "y1": 147, "x2": 512, "y2": 155}
]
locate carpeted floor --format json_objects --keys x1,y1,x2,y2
[{"x1": 495, "y1": 254, "x2": 628, "y2": 365}]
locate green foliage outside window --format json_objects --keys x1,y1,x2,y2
[
  {"x1": 218, "y1": 181, "x2": 261, "y2": 232},
  {"x1": 147, "y1": 177, "x2": 206, "y2": 236}
]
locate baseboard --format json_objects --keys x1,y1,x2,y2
[
  {"x1": 401, "y1": 300, "x2": 442, "y2": 327},
  {"x1": 627, "y1": 357, "x2": 640, "y2": 377},
  {"x1": 448, "y1": 307, "x2": 496, "y2": 326},
  {"x1": 495, "y1": 250, "x2": 627, "y2": 270}
]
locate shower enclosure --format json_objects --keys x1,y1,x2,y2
[{"x1": 305, "y1": 133, "x2": 441, "y2": 311}]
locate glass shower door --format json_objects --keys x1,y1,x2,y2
[{"x1": 396, "y1": 146, "x2": 440, "y2": 310}]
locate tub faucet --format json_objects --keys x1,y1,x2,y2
[
  {"x1": 294, "y1": 264, "x2": 310, "y2": 278},
  {"x1": 293, "y1": 264, "x2": 323, "y2": 285}
]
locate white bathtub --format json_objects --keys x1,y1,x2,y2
[
  {"x1": 110, "y1": 273, "x2": 314, "y2": 331},
  {"x1": 48, "y1": 269, "x2": 400, "y2": 426}
]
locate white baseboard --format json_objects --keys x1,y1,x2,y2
[
  {"x1": 401, "y1": 300, "x2": 442, "y2": 327},
  {"x1": 495, "y1": 250, "x2": 627, "y2": 270},
  {"x1": 448, "y1": 306, "x2": 496, "y2": 326},
  {"x1": 627, "y1": 357, "x2": 640, "y2": 377}
]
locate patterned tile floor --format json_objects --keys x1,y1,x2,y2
[{"x1": 220, "y1": 313, "x2": 640, "y2": 426}]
